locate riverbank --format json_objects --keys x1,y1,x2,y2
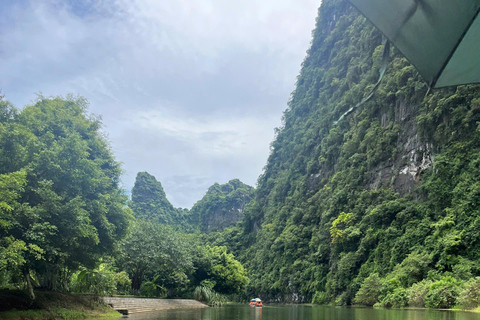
[
  {"x1": 0, "y1": 290, "x2": 121, "y2": 320},
  {"x1": 104, "y1": 297, "x2": 208, "y2": 315}
]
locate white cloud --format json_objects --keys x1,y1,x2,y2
[
  {"x1": 0, "y1": 0, "x2": 320, "y2": 207},
  {"x1": 131, "y1": 108, "x2": 275, "y2": 157}
]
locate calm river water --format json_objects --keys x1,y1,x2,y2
[{"x1": 125, "y1": 304, "x2": 480, "y2": 320}]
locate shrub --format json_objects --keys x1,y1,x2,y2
[
  {"x1": 193, "y1": 285, "x2": 227, "y2": 306},
  {"x1": 335, "y1": 291, "x2": 349, "y2": 306},
  {"x1": 139, "y1": 275, "x2": 167, "y2": 298},
  {"x1": 70, "y1": 264, "x2": 127, "y2": 296},
  {"x1": 424, "y1": 276, "x2": 461, "y2": 309},
  {"x1": 312, "y1": 291, "x2": 330, "y2": 304},
  {"x1": 354, "y1": 273, "x2": 382, "y2": 306},
  {"x1": 381, "y1": 288, "x2": 408, "y2": 308},
  {"x1": 457, "y1": 277, "x2": 480, "y2": 309},
  {"x1": 407, "y1": 280, "x2": 432, "y2": 307}
]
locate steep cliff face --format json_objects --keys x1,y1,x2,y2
[
  {"x1": 239, "y1": 0, "x2": 480, "y2": 304},
  {"x1": 189, "y1": 179, "x2": 254, "y2": 233}
]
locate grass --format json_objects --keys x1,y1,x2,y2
[
  {"x1": 0, "y1": 308, "x2": 120, "y2": 320},
  {"x1": 0, "y1": 290, "x2": 122, "y2": 320}
]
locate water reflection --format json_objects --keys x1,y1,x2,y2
[{"x1": 126, "y1": 304, "x2": 480, "y2": 320}]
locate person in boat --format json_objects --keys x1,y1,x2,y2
[{"x1": 250, "y1": 298, "x2": 262, "y2": 307}]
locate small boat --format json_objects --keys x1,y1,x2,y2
[{"x1": 249, "y1": 298, "x2": 263, "y2": 307}]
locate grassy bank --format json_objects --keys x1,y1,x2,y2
[{"x1": 0, "y1": 290, "x2": 121, "y2": 320}]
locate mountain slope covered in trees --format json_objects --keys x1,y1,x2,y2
[
  {"x1": 3, "y1": 0, "x2": 480, "y2": 311},
  {"x1": 188, "y1": 179, "x2": 254, "y2": 233},
  {"x1": 130, "y1": 173, "x2": 254, "y2": 232},
  {"x1": 130, "y1": 171, "x2": 184, "y2": 225},
  {"x1": 225, "y1": 0, "x2": 480, "y2": 307}
]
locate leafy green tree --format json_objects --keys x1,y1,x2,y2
[
  {"x1": 354, "y1": 273, "x2": 382, "y2": 306},
  {"x1": 193, "y1": 245, "x2": 248, "y2": 295},
  {"x1": 0, "y1": 96, "x2": 130, "y2": 294},
  {"x1": 117, "y1": 220, "x2": 193, "y2": 295},
  {"x1": 70, "y1": 263, "x2": 130, "y2": 297},
  {"x1": 407, "y1": 280, "x2": 432, "y2": 307},
  {"x1": 139, "y1": 275, "x2": 167, "y2": 298},
  {"x1": 424, "y1": 276, "x2": 461, "y2": 309},
  {"x1": 457, "y1": 277, "x2": 480, "y2": 309}
]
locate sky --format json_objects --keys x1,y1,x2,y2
[{"x1": 0, "y1": 0, "x2": 320, "y2": 208}]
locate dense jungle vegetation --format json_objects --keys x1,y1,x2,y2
[
  {"x1": 0, "y1": 95, "x2": 249, "y2": 307},
  {"x1": 2, "y1": 0, "x2": 480, "y2": 312},
  {"x1": 227, "y1": 0, "x2": 480, "y2": 309}
]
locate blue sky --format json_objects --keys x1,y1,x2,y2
[{"x1": 0, "y1": 0, "x2": 320, "y2": 208}]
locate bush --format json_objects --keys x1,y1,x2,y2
[
  {"x1": 312, "y1": 291, "x2": 330, "y2": 304},
  {"x1": 381, "y1": 288, "x2": 408, "y2": 308},
  {"x1": 407, "y1": 280, "x2": 432, "y2": 307},
  {"x1": 70, "y1": 264, "x2": 128, "y2": 296},
  {"x1": 193, "y1": 285, "x2": 227, "y2": 306},
  {"x1": 354, "y1": 273, "x2": 382, "y2": 306},
  {"x1": 335, "y1": 291, "x2": 349, "y2": 306},
  {"x1": 114, "y1": 271, "x2": 131, "y2": 295},
  {"x1": 424, "y1": 276, "x2": 461, "y2": 309},
  {"x1": 457, "y1": 277, "x2": 480, "y2": 309},
  {"x1": 139, "y1": 275, "x2": 167, "y2": 298}
]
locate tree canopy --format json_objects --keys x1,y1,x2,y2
[{"x1": 0, "y1": 96, "x2": 130, "y2": 293}]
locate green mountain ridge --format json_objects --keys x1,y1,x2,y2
[
  {"x1": 130, "y1": 172, "x2": 183, "y2": 225},
  {"x1": 216, "y1": 0, "x2": 480, "y2": 306},
  {"x1": 130, "y1": 173, "x2": 254, "y2": 233},
  {"x1": 188, "y1": 179, "x2": 255, "y2": 233}
]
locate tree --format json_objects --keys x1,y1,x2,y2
[
  {"x1": 0, "y1": 96, "x2": 130, "y2": 294},
  {"x1": 117, "y1": 220, "x2": 193, "y2": 295},
  {"x1": 193, "y1": 245, "x2": 248, "y2": 295},
  {"x1": 354, "y1": 273, "x2": 382, "y2": 306}
]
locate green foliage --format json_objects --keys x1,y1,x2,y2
[
  {"x1": 71, "y1": 263, "x2": 130, "y2": 297},
  {"x1": 457, "y1": 277, "x2": 480, "y2": 309},
  {"x1": 380, "y1": 287, "x2": 408, "y2": 308},
  {"x1": 312, "y1": 291, "x2": 330, "y2": 305},
  {"x1": 424, "y1": 276, "x2": 461, "y2": 309},
  {"x1": 139, "y1": 275, "x2": 167, "y2": 298},
  {"x1": 0, "y1": 95, "x2": 130, "y2": 292},
  {"x1": 193, "y1": 285, "x2": 227, "y2": 306},
  {"x1": 354, "y1": 273, "x2": 382, "y2": 306},
  {"x1": 130, "y1": 172, "x2": 182, "y2": 225},
  {"x1": 407, "y1": 279, "x2": 432, "y2": 307},
  {"x1": 330, "y1": 212, "x2": 354, "y2": 244},
  {"x1": 0, "y1": 171, "x2": 28, "y2": 285},
  {"x1": 187, "y1": 179, "x2": 255, "y2": 233},
  {"x1": 117, "y1": 220, "x2": 193, "y2": 295},
  {"x1": 192, "y1": 245, "x2": 248, "y2": 295}
]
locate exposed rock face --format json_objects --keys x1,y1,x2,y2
[{"x1": 369, "y1": 100, "x2": 434, "y2": 196}]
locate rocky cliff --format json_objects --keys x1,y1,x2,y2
[{"x1": 236, "y1": 0, "x2": 480, "y2": 304}]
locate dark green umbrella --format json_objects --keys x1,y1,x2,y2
[{"x1": 348, "y1": 0, "x2": 480, "y2": 88}]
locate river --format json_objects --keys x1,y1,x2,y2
[{"x1": 125, "y1": 304, "x2": 480, "y2": 320}]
